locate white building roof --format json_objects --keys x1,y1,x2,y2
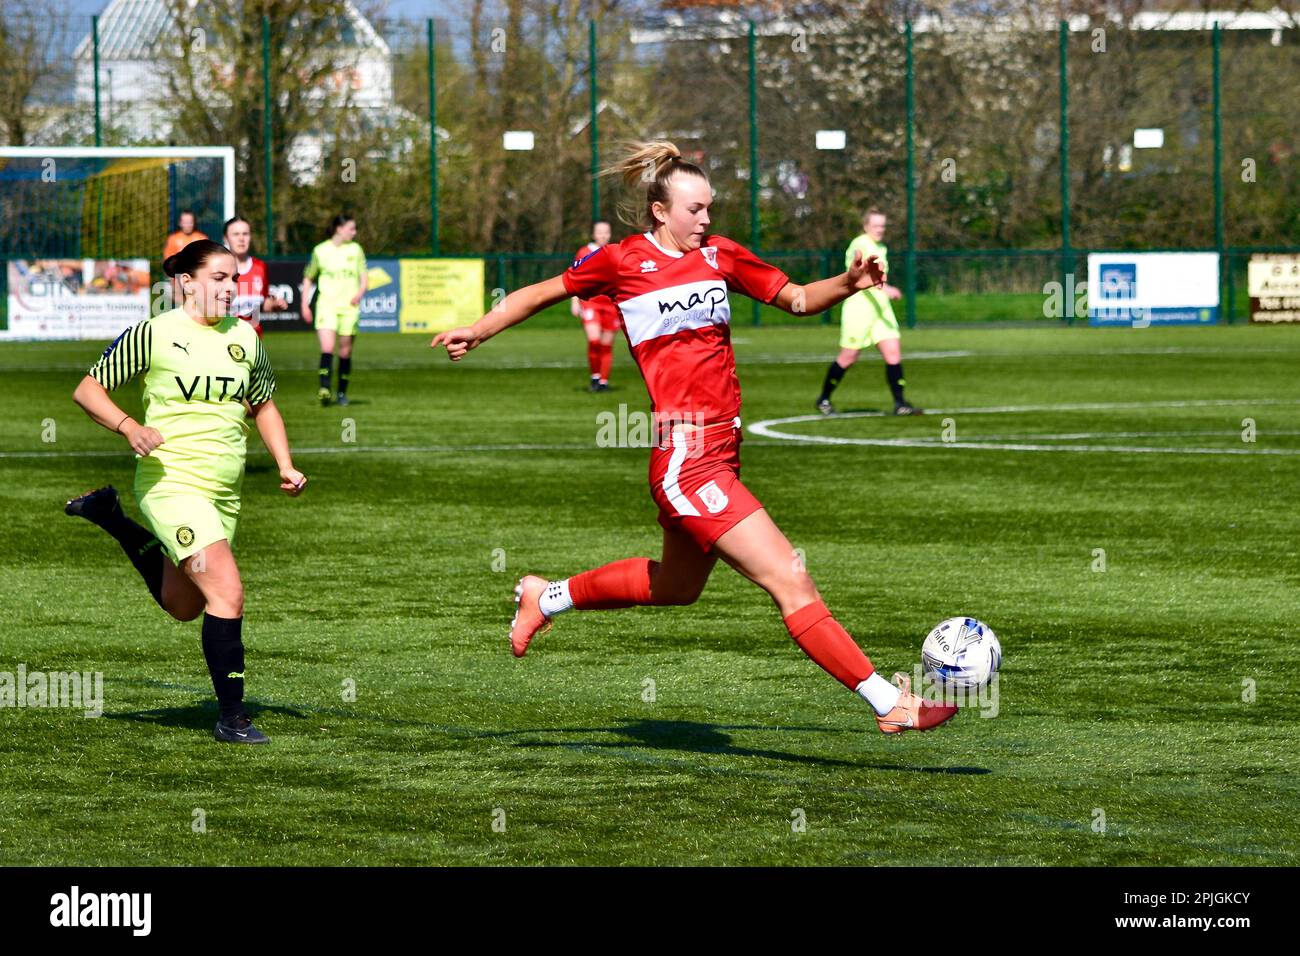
[{"x1": 73, "y1": 0, "x2": 390, "y2": 60}]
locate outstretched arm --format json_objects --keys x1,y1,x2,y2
[
  {"x1": 770, "y1": 250, "x2": 886, "y2": 316},
  {"x1": 249, "y1": 398, "x2": 306, "y2": 496},
  {"x1": 430, "y1": 275, "x2": 570, "y2": 361}
]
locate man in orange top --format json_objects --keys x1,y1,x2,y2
[{"x1": 163, "y1": 210, "x2": 208, "y2": 262}]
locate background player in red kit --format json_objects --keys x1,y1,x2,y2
[
  {"x1": 570, "y1": 220, "x2": 621, "y2": 391},
  {"x1": 432, "y1": 141, "x2": 956, "y2": 735},
  {"x1": 223, "y1": 216, "x2": 287, "y2": 338}
]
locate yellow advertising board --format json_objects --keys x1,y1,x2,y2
[{"x1": 398, "y1": 259, "x2": 484, "y2": 333}]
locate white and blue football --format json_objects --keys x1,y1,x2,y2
[{"x1": 921, "y1": 617, "x2": 1002, "y2": 690}]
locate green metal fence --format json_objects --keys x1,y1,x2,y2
[{"x1": 8, "y1": 6, "x2": 1300, "y2": 325}]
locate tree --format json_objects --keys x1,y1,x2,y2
[
  {"x1": 159, "y1": 0, "x2": 376, "y2": 250},
  {"x1": 0, "y1": 1, "x2": 71, "y2": 146}
]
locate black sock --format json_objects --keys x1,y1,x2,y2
[
  {"x1": 319, "y1": 353, "x2": 333, "y2": 390},
  {"x1": 886, "y1": 362, "x2": 906, "y2": 406},
  {"x1": 818, "y1": 361, "x2": 848, "y2": 402},
  {"x1": 201, "y1": 613, "x2": 245, "y2": 722},
  {"x1": 337, "y1": 356, "x2": 351, "y2": 395},
  {"x1": 92, "y1": 501, "x2": 166, "y2": 608}
]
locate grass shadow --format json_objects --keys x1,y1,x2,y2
[
  {"x1": 485, "y1": 718, "x2": 989, "y2": 774},
  {"x1": 103, "y1": 699, "x2": 308, "y2": 732}
]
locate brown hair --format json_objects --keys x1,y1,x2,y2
[
  {"x1": 162, "y1": 239, "x2": 234, "y2": 279},
  {"x1": 863, "y1": 207, "x2": 885, "y2": 225},
  {"x1": 604, "y1": 141, "x2": 709, "y2": 232},
  {"x1": 222, "y1": 215, "x2": 251, "y2": 238}
]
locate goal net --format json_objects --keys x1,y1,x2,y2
[{"x1": 0, "y1": 147, "x2": 235, "y2": 262}]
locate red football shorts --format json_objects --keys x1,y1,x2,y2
[
  {"x1": 580, "y1": 301, "x2": 622, "y2": 333},
  {"x1": 648, "y1": 423, "x2": 764, "y2": 552}
]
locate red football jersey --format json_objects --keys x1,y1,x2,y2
[
  {"x1": 232, "y1": 256, "x2": 269, "y2": 327},
  {"x1": 563, "y1": 232, "x2": 789, "y2": 425},
  {"x1": 572, "y1": 243, "x2": 618, "y2": 321}
]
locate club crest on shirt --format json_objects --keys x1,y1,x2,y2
[
  {"x1": 701, "y1": 246, "x2": 718, "y2": 270},
  {"x1": 696, "y1": 480, "x2": 729, "y2": 514},
  {"x1": 227, "y1": 343, "x2": 246, "y2": 362},
  {"x1": 176, "y1": 526, "x2": 195, "y2": 547}
]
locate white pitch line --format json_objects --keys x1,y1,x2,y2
[
  {"x1": 0, "y1": 449, "x2": 127, "y2": 460},
  {"x1": 748, "y1": 399, "x2": 1300, "y2": 456},
  {"x1": 8, "y1": 400, "x2": 1300, "y2": 460},
  {"x1": 922, "y1": 429, "x2": 1300, "y2": 442},
  {"x1": 0, "y1": 442, "x2": 613, "y2": 460},
  {"x1": 8, "y1": 342, "x2": 1300, "y2": 374},
  {"x1": 802, "y1": 439, "x2": 1300, "y2": 456},
  {"x1": 0, "y1": 353, "x2": 976, "y2": 373}
]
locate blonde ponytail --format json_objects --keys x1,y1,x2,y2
[{"x1": 603, "y1": 140, "x2": 709, "y2": 232}]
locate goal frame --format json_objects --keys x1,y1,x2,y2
[{"x1": 0, "y1": 145, "x2": 236, "y2": 224}]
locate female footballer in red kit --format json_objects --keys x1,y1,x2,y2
[{"x1": 432, "y1": 142, "x2": 955, "y2": 735}]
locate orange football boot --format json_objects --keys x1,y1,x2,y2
[
  {"x1": 875, "y1": 672, "x2": 959, "y2": 734},
  {"x1": 509, "y1": 575, "x2": 552, "y2": 658}
]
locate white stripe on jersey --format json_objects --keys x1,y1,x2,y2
[
  {"x1": 619, "y1": 278, "x2": 731, "y2": 347},
  {"x1": 662, "y1": 435, "x2": 701, "y2": 517}
]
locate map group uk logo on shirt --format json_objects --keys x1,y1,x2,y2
[{"x1": 622, "y1": 279, "x2": 730, "y2": 343}]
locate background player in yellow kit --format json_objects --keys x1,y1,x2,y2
[
  {"x1": 815, "y1": 208, "x2": 920, "y2": 416},
  {"x1": 65, "y1": 239, "x2": 307, "y2": 745},
  {"x1": 301, "y1": 214, "x2": 367, "y2": 407}
]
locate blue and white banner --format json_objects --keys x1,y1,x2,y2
[
  {"x1": 358, "y1": 259, "x2": 400, "y2": 332},
  {"x1": 1087, "y1": 253, "x2": 1219, "y2": 327}
]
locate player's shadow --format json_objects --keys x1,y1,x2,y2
[
  {"x1": 483, "y1": 718, "x2": 988, "y2": 774},
  {"x1": 103, "y1": 699, "x2": 307, "y2": 732},
  {"x1": 828, "y1": 406, "x2": 891, "y2": 416}
]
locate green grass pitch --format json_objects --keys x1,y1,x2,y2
[{"x1": 1, "y1": 312, "x2": 1297, "y2": 865}]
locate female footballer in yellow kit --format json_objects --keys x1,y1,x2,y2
[
  {"x1": 66, "y1": 239, "x2": 307, "y2": 745},
  {"x1": 301, "y1": 214, "x2": 367, "y2": 406}
]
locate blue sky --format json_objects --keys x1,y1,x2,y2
[
  {"x1": 57, "y1": 1, "x2": 474, "y2": 58},
  {"x1": 63, "y1": 0, "x2": 463, "y2": 19}
]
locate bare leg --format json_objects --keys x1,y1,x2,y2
[
  {"x1": 713, "y1": 509, "x2": 819, "y2": 617},
  {"x1": 160, "y1": 561, "x2": 205, "y2": 622},
  {"x1": 715, "y1": 509, "x2": 879, "y2": 692},
  {"x1": 648, "y1": 523, "x2": 718, "y2": 605},
  {"x1": 182, "y1": 540, "x2": 244, "y2": 618}
]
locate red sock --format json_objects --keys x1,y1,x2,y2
[
  {"x1": 569, "y1": 558, "x2": 656, "y2": 609},
  {"x1": 598, "y1": 341, "x2": 613, "y2": 383},
  {"x1": 783, "y1": 600, "x2": 875, "y2": 690},
  {"x1": 587, "y1": 340, "x2": 602, "y2": 377}
]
